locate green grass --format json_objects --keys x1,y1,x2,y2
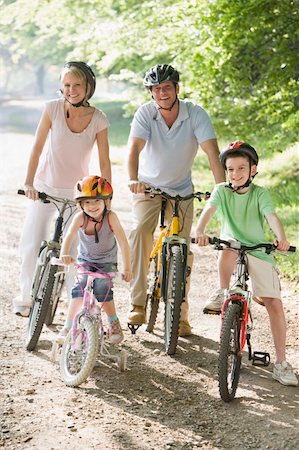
[{"x1": 93, "y1": 99, "x2": 131, "y2": 147}]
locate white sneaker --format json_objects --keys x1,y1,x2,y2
[
  {"x1": 272, "y1": 361, "x2": 298, "y2": 386},
  {"x1": 13, "y1": 296, "x2": 31, "y2": 317},
  {"x1": 203, "y1": 288, "x2": 224, "y2": 314},
  {"x1": 108, "y1": 320, "x2": 124, "y2": 345}
]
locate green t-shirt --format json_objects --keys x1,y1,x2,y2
[{"x1": 209, "y1": 183, "x2": 275, "y2": 264}]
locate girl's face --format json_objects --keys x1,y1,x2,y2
[
  {"x1": 226, "y1": 156, "x2": 257, "y2": 190},
  {"x1": 61, "y1": 72, "x2": 86, "y2": 105},
  {"x1": 81, "y1": 199, "x2": 105, "y2": 219}
]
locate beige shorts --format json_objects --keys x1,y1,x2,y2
[{"x1": 246, "y1": 254, "x2": 281, "y2": 305}]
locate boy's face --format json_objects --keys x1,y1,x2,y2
[{"x1": 226, "y1": 156, "x2": 257, "y2": 190}]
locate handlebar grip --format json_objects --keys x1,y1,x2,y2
[
  {"x1": 288, "y1": 246, "x2": 296, "y2": 252},
  {"x1": 17, "y1": 189, "x2": 48, "y2": 201}
]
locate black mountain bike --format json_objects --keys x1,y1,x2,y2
[{"x1": 18, "y1": 190, "x2": 76, "y2": 351}]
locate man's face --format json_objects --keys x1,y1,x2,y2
[{"x1": 150, "y1": 81, "x2": 179, "y2": 108}]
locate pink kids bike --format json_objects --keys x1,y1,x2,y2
[{"x1": 51, "y1": 259, "x2": 127, "y2": 387}]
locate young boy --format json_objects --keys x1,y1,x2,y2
[
  {"x1": 56, "y1": 175, "x2": 133, "y2": 344},
  {"x1": 195, "y1": 140, "x2": 298, "y2": 386}
]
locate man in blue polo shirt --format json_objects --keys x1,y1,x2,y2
[{"x1": 127, "y1": 64, "x2": 225, "y2": 335}]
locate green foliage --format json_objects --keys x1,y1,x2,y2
[{"x1": 93, "y1": 99, "x2": 130, "y2": 146}]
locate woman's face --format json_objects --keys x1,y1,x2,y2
[{"x1": 61, "y1": 72, "x2": 86, "y2": 105}]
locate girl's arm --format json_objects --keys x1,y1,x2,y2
[
  {"x1": 96, "y1": 128, "x2": 112, "y2": 183},
  {"x1": 195, "y1": 204, "x2": 217, "y2": 246},
  {"x1": 266, "y1": 212, "x2": 290, "y2": 251},
  {"x1": 60, "y1": 212, "x2": 83, "y2": 264},
  {"x1": 24, "y1": 108, "x2": 52, "y2": 200},
  {"x1": 109, "y1": 212, "x2": 133, "y2": 282}
]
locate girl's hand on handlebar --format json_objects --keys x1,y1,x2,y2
[
  {"x1": 195, "y1": 232, "x2": 210, "y2": 246},
  {"x1": 60, "y1": 255, "x2": 75, "y2": 265},
  {"x1": 122, "y1": 269, "x2": 133, "y2": 282},
  {"x1": 128, "y1": 180, "x2": 146, "y2": 194},
  {"x1": 24, "y1": 184, "x2": 39, "y2": 201},
  {"x1": 274, "y1": 238, "x2": 290, "y2": 252}
]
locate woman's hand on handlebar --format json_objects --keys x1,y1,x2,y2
[
  {"x1": 24, "y1": 184, "x2": 39, "y2": 201},
  {"x1": 128, "y1": 180, "x2": 146, "y2": 194}
]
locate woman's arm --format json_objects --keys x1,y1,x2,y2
[
  {"x1": 96, "y1": 128, "x2": 111, "y2": 183},
  {"x1": 24, "y1": 107, "x2": 52, "y2": 200},
  {"x1": 109, "y1": 212, "x2": 133, "y2": 281}
]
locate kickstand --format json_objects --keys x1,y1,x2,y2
[{"x1": 127, "y1": 323, "x2": 142, "y2": 335}]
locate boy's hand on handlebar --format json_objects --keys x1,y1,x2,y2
[
  {"x1": 122, "y1": 269, "x2": 133, "y2": 282},
  {"x1": 60, "y1": 255, "x2": 75, "y2": 265},
  {"x1": 274, "y1": 239, "x2": 290, "y2": 252},
  {"x1": 195, "y1": 232, "x2": 210, "y2": 246},
  {"x1": 128, "y1": 180, "x2": 146, "y2": 194},
  {"x1": 24, "y1": 184, "x2": 39, "y2": 201}
]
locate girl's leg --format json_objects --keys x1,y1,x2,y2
[
  {"x1": 263, "y1": 297, "x2": 286, "y2": 363},
  {"x1": 102, "y1": 300, "x2": 124, "y2": 344}
]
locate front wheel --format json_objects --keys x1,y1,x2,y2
[
  {"x1": 145, "y1": 255, "x2": 160, "y2": 333},
  {"x1": 218, "y1": 302, "x2": 242, "y2": 402},
  {"x1": 26, "y1": 249, "x2": 58, "y2": 351},
  {"x1": 45, "y1": 271, "x2": 65, "y2": 326},
  {"x1": 163, "y1": 245, "x2": 185, "y2": 355},
  {"x1": 60, "y1": 318, "x2": 99, "y2": 387}
]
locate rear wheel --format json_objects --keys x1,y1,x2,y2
[
  {"x1": 26, "y1": 249, "x2": 58, "y2": 351},
  {"x1": 163, "y1": 245, "x2": 185, "y2": 355},
  {"x1": 60, "y1": 319, "x2": 99, "y2": 387},
  {"x1": 145, "y1": 255, "x2": 160, "y2": 333},
  {"x1": 218, "y1": 302, "x2": 242, "y2": 402}
]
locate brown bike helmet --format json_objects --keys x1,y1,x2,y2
[
  {"x1": 220, "y1": 141, "x2": 259, "y2": 169},
  {"x1": 62, "y1": 61, "x2": 96, "y2": 100},
  {"x1": 75, "y1": 175, "x2": 113, "y2": 201}
]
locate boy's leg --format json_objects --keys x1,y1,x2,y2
[
  {"x1": 263, "y1": 297, "x2": 286, "y2": 363},
  {"x1": 203, "y1": 249, "x2": 237, "y2": 314}
]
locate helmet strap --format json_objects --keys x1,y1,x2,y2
[
  {"x1": 152, "y1": 96, "x2": 178, "y2": 112},
  {"x1": 83, "y1": 208, "x2": 107, "y2": 243},
  {"x1": 225, "y1": 172, "x2": 258, "y2": 192}
]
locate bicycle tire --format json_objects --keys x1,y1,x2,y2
[
  {"x1": 45, "y1": 271, "x2": 65, "y2": 326},
  {"x1": 26, "y1": 250, "x2": 58, "y2": 351},
  {"x1": 60, "y1": 318, "x2": 99, "y2": 387},
  {"x1": 164, "y1": 245, "x2": 185, "y2": 355},
  {"x1": 145, "y1": 255, "x2": 160, "y2": 333},
  {"x1": 218, "y1": 302, "x2": 242, "y2": 402}
]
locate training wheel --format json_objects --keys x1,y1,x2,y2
[{"x1": 117, "y1": 349, "x2": 127, "y2": 372}]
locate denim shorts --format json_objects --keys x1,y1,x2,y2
[{"x1": 71, "y1": 262, "x2": 118, "y2": 303}]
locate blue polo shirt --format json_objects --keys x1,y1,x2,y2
[{"x1": 129, "y1": 100, "x2": 216, "y2": 196}]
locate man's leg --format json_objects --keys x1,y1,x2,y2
[{"x1": 128, "y1": 194, "x2": 161, "y2": 324}]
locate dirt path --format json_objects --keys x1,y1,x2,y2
[{"x1": 0, "y1": 99, "x2": 298, "y2": 450}]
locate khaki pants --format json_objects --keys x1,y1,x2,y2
[{"x1": 129, "y1": 193, "x2": 194, "y2": 321}]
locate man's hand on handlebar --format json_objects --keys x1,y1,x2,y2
[{"x1": 128, "y1": 180, "x2": 146, "y2": 194}]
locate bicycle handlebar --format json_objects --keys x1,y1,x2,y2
[
  {"x1": 51, "y1": 257, "x2": 122, "y2": 281},
  {"x1": 144, "y1": 187, "x2": 210, "y2": 202},
  {"x1": 18, "y1": 189, "x2": 76, "y2": 206},
  {"x1": 191, "y1": 236, "x2": 296, "y2": 253}
]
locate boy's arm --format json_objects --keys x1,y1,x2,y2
[
  {"x1": 109, "y1": 212, "x2": 133, "y2": 282},
  {"x1": 265, "y1": 212, "x2": 290, "y2": 251},
  {"x1": 60, "y1": 212, "x2": 83, "y2": 264},
  {"x1": 195, "y1": 204, "x2": 217, "y2": 246}
]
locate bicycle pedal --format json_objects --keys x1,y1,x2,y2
[
  {"x1": 127, "y1": 323, "x2": 142, "y2": 334},
  {"x1": 252, "y1": 351, "x2": 270, "y2": 366},
  {"x1": 203, "y1": 308, "x2": 221, "y2": 316}
]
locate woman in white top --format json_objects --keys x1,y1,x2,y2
[{"x1": 13, "y1": 61, "x2": 111, "y2": 316}]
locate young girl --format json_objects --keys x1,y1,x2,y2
[
  {"x1": 14, "y1": 61, "x2": 111, "y2": 317},
  {"x1": 56, "y1": 175, "x2": 132, "y2": 344}
]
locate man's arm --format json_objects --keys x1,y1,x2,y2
[
  {"x1": 200, "y1": 139, "x2": 226, "y2": 183},
  {"x1": 127, "y1": 136, "x2": 147, "y2": 193}
]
